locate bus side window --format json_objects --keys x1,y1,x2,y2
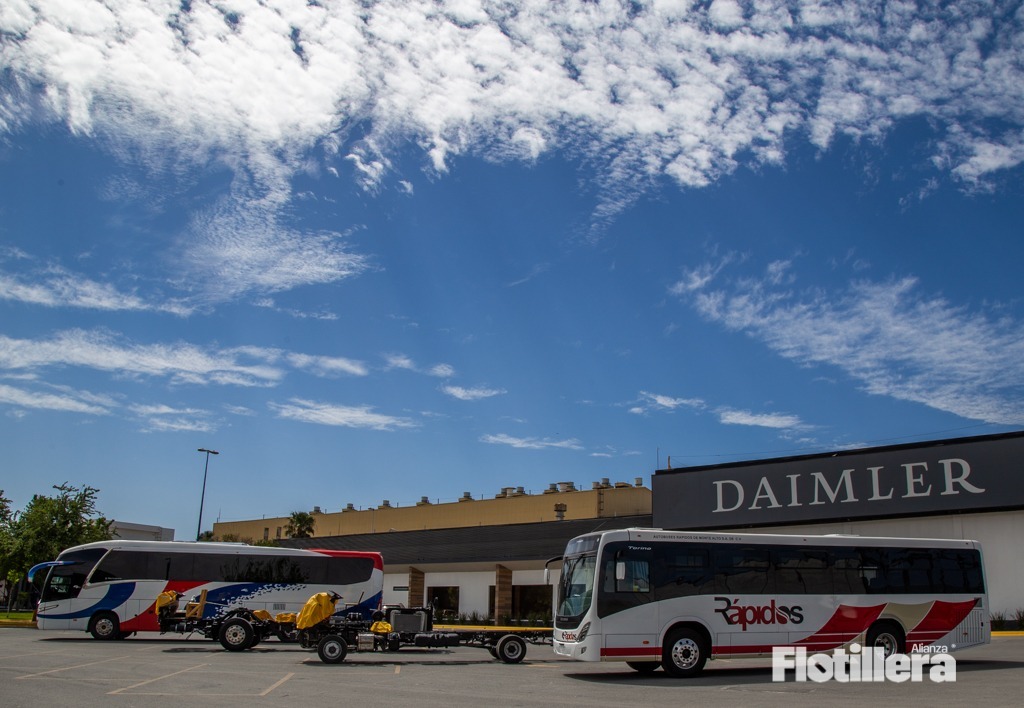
[
  {"x1": 714, "y1": 546, "x2": 771, "y2": 594},
  {"x1": 614, "y1": 559, "x2": 650, "y2": 593}
]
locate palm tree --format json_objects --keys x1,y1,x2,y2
[{"x1": 286, "y1": 511, "x2": 316, "y2": 538}]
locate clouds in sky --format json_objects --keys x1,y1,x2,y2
[
  {"x1": 673, "y1": 258, "x2": 1024, "y2": 425},
  {"x1": 0, "y1": 329, "x2": 428, "y2": 431},
  {"x1": 3, "y1": 1, "x2": 1023, "y2": 296}
]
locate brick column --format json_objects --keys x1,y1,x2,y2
[
  {"x1": 494, "y1": 564, "x2": 512, "y2": 623},
  {"x1": 408, "y1": 567, "x2": 425, "y2": 608}
]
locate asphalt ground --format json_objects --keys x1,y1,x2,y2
[{"x1": 2, "y1": 629, "x2": 1023, "y2": 707}]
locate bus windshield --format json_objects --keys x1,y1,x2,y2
[
  {"x1": 39, "y1": 548, "x2": 107, "y2": 602},
  {"x1": 557, "y1": 554, "x2": 596, "y2": 620}
]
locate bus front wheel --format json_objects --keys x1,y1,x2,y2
[
  {"x1": 866, "y1": 621, "x2": 905, "y2": 658},
  {"x1": 89, "y1": 612, "x2": 121, "y2": 640},
  {"x1": 662, "y1": 627, "x2": 708, "y2": 678}
]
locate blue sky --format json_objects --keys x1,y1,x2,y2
[{"x1": 2, "y1": 1, "x2": 1023, "y2": 541}]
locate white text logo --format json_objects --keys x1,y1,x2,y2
[{"x1": 772, "y1": 643, "x2": 956, "y2": 683}]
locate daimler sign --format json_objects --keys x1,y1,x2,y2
[{"x1": 653, "y1": 432, "x2": 1024, "y2": 530}]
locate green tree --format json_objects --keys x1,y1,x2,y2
[
  {"x1": 285, "y1": 511, "x2": 316, "y2": 538},
  {"x1": 0, "y1": 490, "x2": 15, "y2": 589},
  {"x1": 6, "y1": 483, "x2": 113, "y2": 581}
]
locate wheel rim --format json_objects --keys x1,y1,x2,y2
[
  {"x1": 224, "y1": 624, "x2": 247, "y2": 647},
  {"x1": 322, "y1": 640, "x2": 342, "y2": 660},
  {"x1": 95, "y1": 617, "x2": 115, "y2": 637},
  {"x1": 503, "y1": 641, "x2": 523, "y2": 660},
  {"x1": 670, "y1": 637, "x2": 700, "y2": 670},
  {"x1": 873, "y1": 632, "x2": 898, "y2": 658}
]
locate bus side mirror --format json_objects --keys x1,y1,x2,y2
[
  {"x1": 544, "y1": 568, "x2": 550, "y2": 585},
  {"x1": 616, "y1": 561, "x2": 626, "y2": 581}
]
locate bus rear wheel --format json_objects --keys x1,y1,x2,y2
[
  {"x1": 866, "y1": 621, "x2": 905, "y2": 658},
  {"x1": 89, "y1": 612, "x2": 121, "y2": 640},
  {"x1": 662, "y1": 627, "x2": 708, "y2": 678}
]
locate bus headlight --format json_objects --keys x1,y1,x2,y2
[{"x1": 577, "y1": 622, "x2": 590, "y2": 642}]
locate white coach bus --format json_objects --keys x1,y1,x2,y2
[
  {"x1": 29, "y1": 540, "x2": 383, "y2": 639},
  {"x1": 552, "y1": 528, "x2": 989, "y2": 677}
]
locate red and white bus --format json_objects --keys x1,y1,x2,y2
[
  {"x1": 29, "y1": 540, "x2": 383, "y2": 640},
  {"x1": 552, "y1": 528, "x2": 989, "y2": 677}
]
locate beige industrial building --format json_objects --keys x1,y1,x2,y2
[
  {"x1": 213, "y1": 479, "x2": 652, "y2": 622},
  {"x1": 212, "y1": 478, "x2": 651, "y2": 543}
]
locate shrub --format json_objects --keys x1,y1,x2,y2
[{"x1": 991, "y1": 611, "x2": 1007, "y2": 631}]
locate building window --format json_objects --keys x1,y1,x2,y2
[
  {"x1": 275, "y1": 527, "x2": 282, "y2": 538},
  {"x1": 263, "y1": 528, "x2": 269, "y2": 541}
]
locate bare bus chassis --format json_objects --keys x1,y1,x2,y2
[{"x1": 157, "y1": 590, "x2": 551, "y2": 664}]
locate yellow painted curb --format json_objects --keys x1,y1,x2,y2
[{"x1": 993, "y1": 630, "x2": 1024, "y2": 636}]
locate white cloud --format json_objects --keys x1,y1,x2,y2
[
  {"x1": 428, "y1": 363, "x2": 456, "y2": 378},
  {"x1": 384, "y1": 353, "x2": 417, "y2": 371},
  {"x1": 442, "y1": 385, "x2": 506, "y2": 401},
  {"x1": 716, "y1": 407, "x2": 803, "y2": 429},
  {"x1": 480, "y1": 433, "x2": 584, "y2": 451},
  {"x1": 0, "y1": 382, "x2": 112, "y2": 415},
  {"x1": 0, "y1": 0, "x2": 1018, "y2": 257},
  {"x1": 269, "y1": 398, "x2": 417, "y2": 431},
  {"x1": 0, "y1": 329, "x2": 285, "y2": 387},
  {"x1": 129, "y1": 403, "x2": 215, "y2": 433},
  {"x1": 287, "y1": 353, "x2": 368, "y2": 378},
  {"x1": 678, "y1": 260, "x2": 1024, "y2": 424},
  {"x1": 632, "y1": 390, "x2": 705, "y2": 414},
  {"x1": 0, "y1": 329, "x2": 373, "y2": 389},
  {"x1": 0, "y1": 266, "x2": 193, "y2": 315}
]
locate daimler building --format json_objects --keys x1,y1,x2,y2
[{"x1": 652, "y1": 430, "x2": 1024, "y2": 614}]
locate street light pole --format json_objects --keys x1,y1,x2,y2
[{"x1": 196, "y1": 448, "x2": 219, "y2": 541}]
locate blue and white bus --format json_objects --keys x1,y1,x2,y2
[{"x1": 29, "y1": 540, "x2": 383, "y2": 639}]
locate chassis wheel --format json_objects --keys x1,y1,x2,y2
[
  {"x1": 219, "y1": 617, "x2": 256, "y2": 651},
  {"x1": 495, "y1": 635, "x2": 527, "y2": 664},
  {"x1": 627, "y1": 661, "x2": 660, "y2": 673},
  {"x1": 89, "y1": 612, "x2": 121, "y2": 640},
  {"x1": 662, "y1": 627, "x2": 708, "y2": 678},
  {"x1": 866, "y1": 621, "x2": 905, "y2": 658},
  {"x1": 317, "y1": 634, "x2": 348, "y2": 664}
]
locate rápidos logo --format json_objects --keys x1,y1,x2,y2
[{"x1": 714, "y1": 597, "x2": 804, "y2": 631}]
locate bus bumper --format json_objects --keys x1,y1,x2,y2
[{"x1": 553, "y1": 640, "x2": 595, "y2": 660}]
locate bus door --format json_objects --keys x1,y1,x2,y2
[{"x1": 598, "y1": 543, "x2": 657, "y2": 660}]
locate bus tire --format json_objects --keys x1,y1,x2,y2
[
  {"x1": 317, "y1": 634, "x2": 348, "y2": 664},
  {"x1": 626, "y1": 661, "x2": 660, "y2": 673},
  {"x1": 866, "y1": 621, "x2": 905, "y2": 658},
  {"x1": 662, "y1": 627, "x2": 708, "y2": 678},
  {"x1": 219, "y1": 618, "x2": 255, "y2": 651},
  {"x1": 495, "y1": 634, "x2": 527, "y2": 664},
  {"x1": 89, "y1": 611, "x2": 121, "y2": 640}
]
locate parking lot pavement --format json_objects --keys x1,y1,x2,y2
[{"x1": 3, "y1": 630, "x2": 1024, "y2": 708}]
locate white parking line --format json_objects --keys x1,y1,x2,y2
[
  {"x1": 16, "y1": 655, "x2": 133, "y2": 679},
  {"x1": 107, "y1": 664, "x2": 208, "y2": 694},
  {"x1": 259, "y1": 672, "x2": 295, "y2": 696}
]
